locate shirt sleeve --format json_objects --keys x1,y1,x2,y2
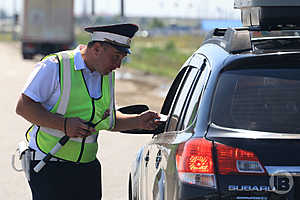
[{"x1": 23, "y1": 56, "x2": 60, "y2": 104}]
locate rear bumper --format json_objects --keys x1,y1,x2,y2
[
  {"x1": 218, "y1": 175, "x2": 300, "y2": 200},
  {"x1": 178, "y1": 175, "x2": 300, "y2": 200},
  {"x1": 21, "y1": 41, "x2": 75, "y2": 55},
  {"x1": 179, "y1": 182, "x2": 219, "y2": 199}
]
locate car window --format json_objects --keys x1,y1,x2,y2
[
  {"x1": 181, "y1": 62, "x2": 210, "y2": 130},
  {"x1": 160, "y1": 67, "x2": 189, "y2": 115},
  {"x1": 211, "y1": 68, "x2": 300, "y2": 134},
  {"x1": 166, "y1": 67, "x2": 199, "y2": 132}
]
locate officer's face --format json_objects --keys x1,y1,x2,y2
[{"x1": 94, "y1": 43, "x2": 126, "y2": 75}]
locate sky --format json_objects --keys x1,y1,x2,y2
[
  {"x1": 0, "y1": 0, "x2": 240, "y2": 20},
  {"x1": 74, "y1": 0, "x2": 240, "y2": 19}
]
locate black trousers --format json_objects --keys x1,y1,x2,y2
[{"x1": 28, "y1": 159, "x2": 102, "y2": 200}]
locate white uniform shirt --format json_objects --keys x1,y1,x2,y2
[{"x1": 23, "y1": 46, "x2": 102, "y2": 153}]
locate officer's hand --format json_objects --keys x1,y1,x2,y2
[
  {"x1": 65, "y1": 117, "x2": 96, "y2": 138},
  {"x1": 138, "y1": 111, "x2": 161, "y2": 130}
]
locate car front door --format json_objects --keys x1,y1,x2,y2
[
  {"x1": 144, "y1": 65, "x2": 191, "y2": 200},
  {"x1": 146, "y1": 54, "x2": 210, "y2": 200}
]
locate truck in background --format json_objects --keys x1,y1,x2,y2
[{"x1": 21, "y1": 0, "x2": 75, "y2": 59}]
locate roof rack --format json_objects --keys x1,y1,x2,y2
[
  {"x1": 202, "y1": 1, "x2": 300, "y2": 53},
  {"x1": 203, "y1": 27, "x2": 300, "y2": 54},
  {"x1": 203, "y1": 27, "x2": 251, "y2": 54}
]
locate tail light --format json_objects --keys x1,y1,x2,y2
[
  {"x1": 24, "y1": 43, "x2": 34, "y2": 49},
  {"x1": 216, "y1": 143, "x2": 266, "y2": 175},
  {"x1": 176, "y1": 138, "x2": 216, "y2": 188},
  {"x1": 176, "y1": 138, "x2": 266, "y2": 188},
  {"x1": 62, "y1": 44, "x2": 70, "y2": 50}
]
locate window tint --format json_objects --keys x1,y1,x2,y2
[
  {"x1": 160, "y1": 67, "x2": 189, "y2": 115},
  {"x1": 212, "y1": 68, "x2": 300, "y2": 133},
  {"x1": 182, "y1": 65, "x2": 210, "y2": 129},
  {"x1": 167, "y1": 67, "x2": 198, "y2": 132}
]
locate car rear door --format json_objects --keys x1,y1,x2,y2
[
  {"x1": 138, "y1": 63, "x2": 190, "y2": 200},
  {"x1": 146, "y1": 54, "x2": 211, "y2": 200},
  {"x1": 143, "y1": 65, "x2": 195, "y2": 200}
]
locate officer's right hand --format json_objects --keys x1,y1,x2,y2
[{"x1": 64, "y1": 117, "x2": 96, "y2": 138}]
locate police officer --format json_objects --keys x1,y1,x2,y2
[{"x1": 16, "y1": 23, "x2": 160, "y2": 200}]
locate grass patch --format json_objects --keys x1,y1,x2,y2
[
  {"x1": 75, "y1": 31, "x2": 90, "y2": 45},
  {"x1": 125, "y1": 35, "x2": 204, "y2": 78},
  {"x1": 127, "y1": 44, "x2": 187, "y2": 77},
  {"x1": 0, "y1": 32, "x2": 14, "y2": 41}
]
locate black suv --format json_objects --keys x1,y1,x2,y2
[{"x1": 124, "y1": 1, "x2": 300, "y2": 199}]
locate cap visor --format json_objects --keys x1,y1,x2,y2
[
  {"x1": 115, "y1": 46, "x2": 131, "y2": 54},
  {"x1": 109, "y1": 43, "x2": 131, "y2": 54}
]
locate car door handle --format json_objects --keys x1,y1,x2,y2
[
  {"x1": 145, "y1": 151, "x2": 150, "y2": 167},
  {"x1": 155, "y1": 150, "x2": 162, "y2": 169}
]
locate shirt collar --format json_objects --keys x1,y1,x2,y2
[
  {"x1": 74, "y1": 46, "x2": 88, "y2": 71},
  {"x1": 73, "y1": 46, "x2": 101, "y2": 76}
]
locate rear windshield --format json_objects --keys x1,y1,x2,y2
[{"x1": 211, "y1": 68, "x2": 300, "y2": 134}]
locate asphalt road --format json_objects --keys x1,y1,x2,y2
[{"x1": 1, "y1": 42, "x2": 168, "y2": 200}]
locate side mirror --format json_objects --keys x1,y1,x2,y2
[
  {"x1": 117, "y1": 104, "x2": 149, "y2": 114},
  {"x1": 117, "y1": 104, "x2": 165, "y2": 135}
]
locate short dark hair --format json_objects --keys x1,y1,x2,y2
[{"x1": 87, "y1": 41, "x2": 96, "y2": 48}]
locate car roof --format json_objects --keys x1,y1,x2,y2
[{"x1": 184, "y1": 27, "x2": 300, "y2": 73}]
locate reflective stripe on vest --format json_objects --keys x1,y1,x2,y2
[
  {"x1": 32, "y1": 50, "x2": 115, "y2": 163},
  {"x1": 40, "y1": 127, "x2": 98, "y2": 143},
  {"x1": 109, "y1": 73, "x2": 115, "y2": 129},
  {"x1": 56, "y1": 52, "x2": 71, "y2": 115}
]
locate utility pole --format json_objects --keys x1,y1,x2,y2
[
  {"x1": 12, "y1": 0, "x2": 17, "y2": 40},
  {"x1": 120, "y1": 0, "x2": 124, "y2": 18},
  {"x1": 91, "y1": 0, "x2": 95, "y2": 16}
]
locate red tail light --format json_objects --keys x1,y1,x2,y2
[
  {"x1": 176, "y1": 138, "x2": 214, "y2": 173},
  {"x1": 216, "y1": 143, "x2": 266, "y2": 175},
  {"x1": 176, "y1": 138, "x2": 216, "y2": 188},
  {"x1": 175, "y1": 138, "x2": 266, "y2": 188},
  {"x1": 24, "y1": 43, "x2": 34, "y2": 49},
  {"x1": 62, "y1": 44, "x2": 70, "y2": 50}
]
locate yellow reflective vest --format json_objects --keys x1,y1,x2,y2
[{"x1": 27, "y1": 50, "x2": 115, "y2": 163}]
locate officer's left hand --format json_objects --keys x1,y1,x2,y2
[{"x1": 138, "y1": 111, "x2": 161, "y2": 130}]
